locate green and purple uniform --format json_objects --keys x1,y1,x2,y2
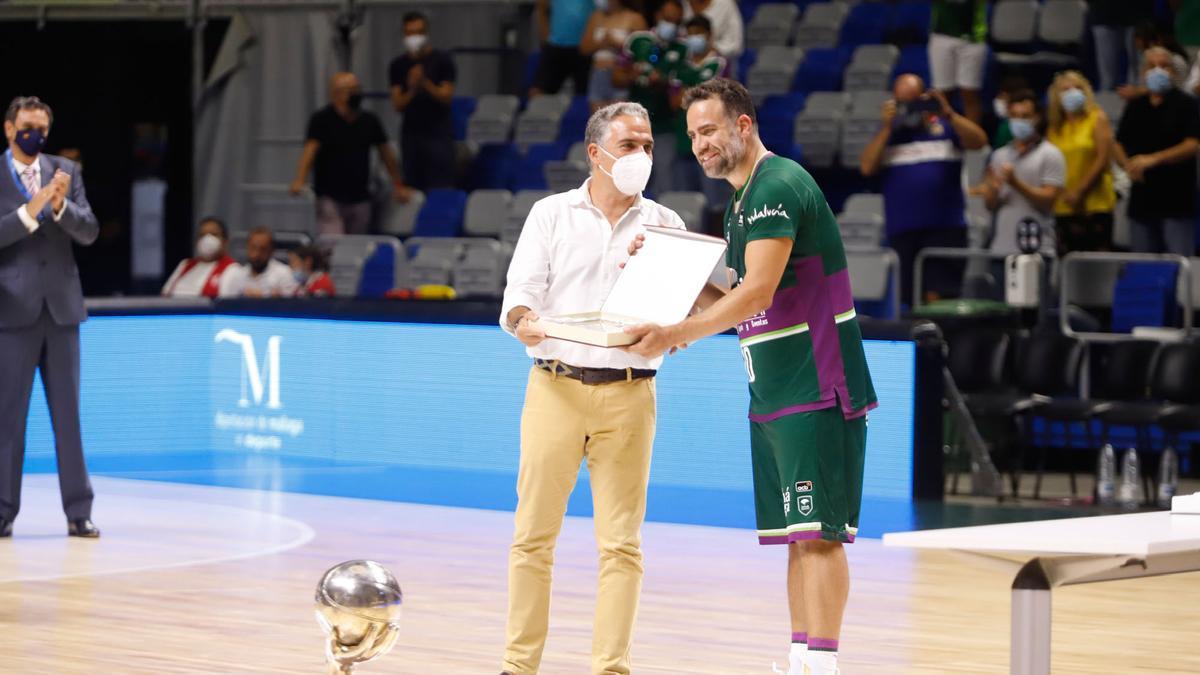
[{"x1": 724, "y1": 154, "x2": 877, "y2": 544}]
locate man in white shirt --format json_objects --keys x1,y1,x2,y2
[
  {"x1": 499, "y1": 101, "x2": 685, "y2": 675},
  {"x1": 683, "y1": 0, "x2": 743, "y2": 59},
  {"x1": 219, "y1": 226, "x2": 298, "y2": 298},
  {"x1": 161, "y1": 216, "x2": 240, "y2": 298}
]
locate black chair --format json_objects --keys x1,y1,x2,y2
[
  {"x1": 943, "y1": 327, "x2": 1011, "y2": 494},
  {"x1": 1030, "y1": 339, "x2": 1160, "y2": 499},
  {"x1": 966, "y1": 330, "x2": 1086, "y2": 498},
  {"x1": 1094, "y1": 341, "x2": 1200, "y2": 501}
]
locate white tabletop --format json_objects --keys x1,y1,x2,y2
[{"x1": 883, "y1": 511, "x2": 1200, "y2": 557}]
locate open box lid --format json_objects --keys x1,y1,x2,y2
[{"x1": 598, "y1": 225, "x2": 728, "y2": 325}]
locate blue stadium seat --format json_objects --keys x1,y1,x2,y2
[
  {"x1": 890, "y1": 2, "x2": 932, "y2": 43},
  {"x1": 892, "y1": 45, "x2": 930, "y2": 85},
  {"x1": 757, "y1": 93, "x2": 806, "y2": 156},
  {"x1": 1111, "y1": 262, "x2": 1179, "y2": 333},
  {"x1": 470, "y1": 143, "x2": 520, "y2": 191},
  {"x1": 738, "y1": 49, "x2": 757, "y2": 84},
  {"x1": 357, "y1": 244, "x2": 396, "y2": 298},
  {"x1": 793, "y1": 48, "x2": 848, "y2": 93},
  {"x1": 511, "y1": 142, "x2": 565, "y2": 191},
  {"x1": 840, "y1": 3, "x2": 890, "y2": 48},
  {"x1": 557, "y1": 95, "x2": 590, "y2": 144},
  {"x1": 414, "y1": 189, "x2": 468, "y2": 238},
  {"x1": 451, "y1": 97, "x2": 476, "y2": 142}
]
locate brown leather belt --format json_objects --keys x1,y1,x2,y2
[{"x1": 534, "y1": 358, "x2": 656, "y2": 385}]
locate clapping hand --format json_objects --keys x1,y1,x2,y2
[
  {"x1": 49, "y1": 169, "x2": 70, "y2": 213},
  {"x1": 407, "y1": 65, "x2": 425, "y2": 90}
]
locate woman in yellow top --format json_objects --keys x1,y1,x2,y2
[{"x1": 1046, "y1": 70, "x2": 1118, "y2": 253}]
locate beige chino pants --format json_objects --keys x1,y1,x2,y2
[{"x1": 503, "y1": 365, "x2": 657, "y2": 675}]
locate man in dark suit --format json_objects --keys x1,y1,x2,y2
[{"x1": 0, "y1": 96, "x2": 99, "y2": 538}]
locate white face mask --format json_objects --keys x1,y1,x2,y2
[
  {"x1": 993, "y1": 98, "x2": 1009, "y2": 119},
  {"x1": 404, "y1": 34, "x2": 428, "y2": 54},
  {"x1": 195, "y1": 233, "x2": 221, "y2": 260},
  {"x1": 597, "y1": 145, "x2": 653, "y2": 196}
]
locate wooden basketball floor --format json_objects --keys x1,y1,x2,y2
[{"x1": 1, "y1": 475, "x2": 1197, "y2": 674}]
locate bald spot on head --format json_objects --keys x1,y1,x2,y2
[{"x1": 893, "y1": 74, "x2": 925, "y2": 103}]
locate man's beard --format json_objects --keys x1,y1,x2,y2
[
  {"x1": 701, "y1": 133, "x2": 746, "y2": 179},
  {"x1": 250, "y1": 260, "x2": 269, "y2": 275}
]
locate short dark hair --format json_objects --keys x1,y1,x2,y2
[
  {"x1": 658, "y1": 0, "x2": 683, "y2": 12},
  {"x1": 5, "y1": 96, "x2": 53, "y2": 128},
  {"x1": 685, "y1": 15, "x2": 712, "y2": 34},
  {"x1": 681, "y1": 78, "x2": 756, "y2": 125},
  {"x1": 198, "y1": 216, "x2": 228, "y2": 240},
  {"x1": 290, "y1": 245, "x2": 328, "y2": 272},
  {"x1": 247, "y1": 225, "x2": 274, "y2": 245},
  {"x1": 1007, "y1": 88, "x2": 1040, "y2": 111},
  {"x1": 401, "y1": 11, "x2": 428, "y2": 26}
]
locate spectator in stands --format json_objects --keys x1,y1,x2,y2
[
  {"x1": 161, "y1": 217, "x2": 240, "y2": 298},
  {"x1": 977, "y1": 90, "x2": 1066, "y2": 256},
  {"x1": 1090, "y1": 1, "x2": 1152, "y2": 91},
  {"x1": 288, "y1": 245, "x2": 336, "y2": 297},
  {"x1": 582, "y1": 0, "x2": 647, "y2": 111},
  {"x1": 986, "y1": 75, "x2": 1031, "y2": 148},
  {"x1": 1115, "y1": 47, "x2": 1200, "y2": 255},
  {"x1": 1046, "y1": 71, "x2": 1117, "y2": 254},
  {"x1": 219, "y1": 227, "x2": 298, "y2": 298},
  {"x1": 860, "y1": 73, "x2": 988, "y2": 304},
  {"x1": 928, "y1": 0, "x2": 988, "y2": 124},
  {"x1": 389, "y1": 12, "x2": 456, "y2": 191},
  {"x1": 290, "y1": 72, "x2": 409, "y2": 236},
  {"x1": 670, "y1": 15, "x2": 732, "y2": 219},
  {"x1": 682, "y1": 0, "x2": 742, "y2": 59},
  {"x1": 1172, "y1": 0, "x2": 1200, "y2": 60},
  {"x1": 616, "y1": 0, "x2": 684, "y2": 195},
  {"x1": 1120, "y1": 21, "x2": 1191, "y2": 100},
  {"x1": 530, "y1": 0, "x2": 595, "y2": 96}
]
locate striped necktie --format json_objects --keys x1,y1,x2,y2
[{"x1": 21, "y1": 166, "x2": 38, "y2": 197}]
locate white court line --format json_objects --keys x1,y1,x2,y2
[{"x1": 0, "y1": 489, "x2": 317, "y2": 584}]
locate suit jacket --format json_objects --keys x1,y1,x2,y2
[{"x1": 0, "y1": 151, "x2": 98, "y2": 328}]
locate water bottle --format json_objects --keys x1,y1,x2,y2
[
  {"x1": 1096, "y1": 444, "x2": 1117, "y2": 506},
  {"x1": 1157, "y1": 446, "x2": 1179, "y2": 509},
  {"x1": 1117, "y1": 447, "x2": 1141, "y2": 509}
]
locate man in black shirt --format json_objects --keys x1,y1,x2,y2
[
  {"x1": 389, "y1": 11, "x2": 457, "y2": 191},
  {"x1": 1115, "y1": 47, "x2": 1200, "y2": 255},
  {"x1": 290, "y1": 72, "x2": 410, "y2": 235}
]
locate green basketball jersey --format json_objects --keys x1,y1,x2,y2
[
  {"x1": 723, "y1": 154, "x2": 877, "y2": 423},
  {"x1": 931, "y1": 0, "x2": 988, "y2": 43}
]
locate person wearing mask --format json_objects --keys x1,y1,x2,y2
[
  {"x1": 860, "y1": 73, "x2": 988, "y2": 304},
  {"x1": 582, "y1": 0, "x2": 647, "y2": 111},
  {"x1": 669, "y1": 15, "x2": 732, "y2": 218},
  {"x1": 162, "y1": 217, "x2": 240, "y2": 298},
  {"x1": 1115, "y1": 47, "x2": 1200, "y2": 255},
  {"x1": 617, "y1": 0, "x2": 685, "y2": 194},
  {"x1": 530, "y1": 0, "x2": 595, "y2": 96},
  {"x1": 219, "y1": 227, "x2": 299, "y2": 298},
  {"x1": 976, "y1": 90, "x2": 1066, "y2": 257},
  {"x1": 288, "y1": 245, "x2": 336, "y2": 297},
  {"x1": 291, "y1": 72, "x2": 410, "y2": 236},
  {"x1": 1045, "y1": 71, "x2": 1117, "y2": 253},
  {"x1": 389, "y1": 12, "x2": 457, "y2": 191},
  {"x1": 498, "y1": 101, "x2": 685, "y2": 675},
  {"x1": 681, "y1": 0, "x2": 743, "y2": 59},
  {"x1": 0, "y1": 96, "x2": 100, "y2": 539},
  {"x1": 928, "y1": 0, "x2": 989, "y2": 124},
  {"x1": 1119, "y1": 22, "x2": 1191, "y2": 100}
]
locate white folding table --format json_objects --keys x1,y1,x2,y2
[{"x1": 883, "y1": 511, "x2": 1200, "y2": 674}]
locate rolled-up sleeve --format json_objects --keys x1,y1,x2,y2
[{"x1": 499, "y1": 202, "x2": 552, "y2": 336}]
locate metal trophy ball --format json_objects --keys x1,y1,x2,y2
[{"x1": 314, "y1": 560, "x2": 403, "y2": 673}]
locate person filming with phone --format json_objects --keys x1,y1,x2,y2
[{"x1": 860, "y1": 72, "x2": 987, "y2": 304}]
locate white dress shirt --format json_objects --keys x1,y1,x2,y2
[
  {"x1": 12, "y1": 155, "x2": 67, "y2": 232},
  {"x1": 218, "y1": 258, "x2": 299, "y2": 297},
  {"x1": 501, "y1": 178, "x2": 687, "y2": 370}
]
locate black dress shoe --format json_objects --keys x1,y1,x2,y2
[
  {"x1": 67, "y1": 518, "x2": 100, "y2": 538},
  {"x1": 0, "y1": 517, "x2": 11, "y2": 538}
]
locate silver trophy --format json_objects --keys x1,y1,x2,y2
[{"x1": 315, "y1": 560, "x2": 403, "y2": 673}]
